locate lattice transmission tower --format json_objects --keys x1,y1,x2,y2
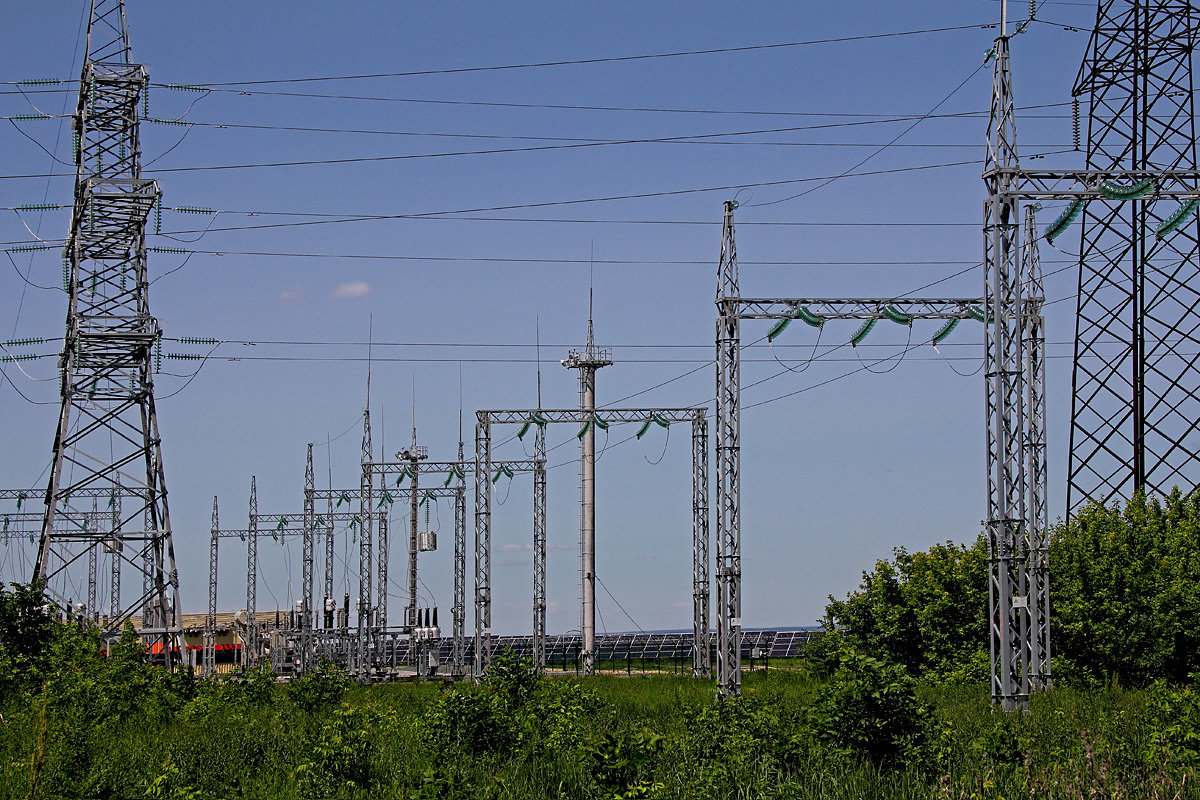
[
  {"x1": 1069, "y1": 0, "x2": 1200, "y2": 509},
  {"x1": 35, "y1": 0, "x2": 182, "y2": 656}
]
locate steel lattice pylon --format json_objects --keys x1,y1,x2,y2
[
  {"x1": 35, "y1": 0, "x2": 181, "y2": 658},
  {"x1": 1069, "y1": 0, "x2": 1200, "y2": 509}
]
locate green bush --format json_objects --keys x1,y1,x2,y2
[
  {"x1": 809, "y1": 649, "x2": 931, "y2": 766},
  {"x1": 819, "y1": 539, "x2": 988, "y2": 682},
  {"x1": 288, "y1": 659, "x2": 350, "y2": 713}
]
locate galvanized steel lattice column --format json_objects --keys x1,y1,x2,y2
[
  {"x1": 532, "y1": 423, "x2": 548, "y2": 671},
  {"x1": 1069, "y1": 1, "x2": 1200, "y2": 508},
  {"x1": 984, "y1": 21, "x2": 1030, "y2": 711},
  {"x1": 35, "y1": 0, "x2": 181, "y2": 658},
  {"x1": 1023, "y1": 208, "x2": 1051, "y2": 691},
  {"x1": 204, "y1": 496, "x2": 218, "y2": 676},
  {"x1": 715, "y1": 199, "x2": 743, "y2": 698},
  {"x1": 357, "y1": 403, "x2": 373, "y2": 677},
  {"x1": 246, "y1": 477, "x2": 258, "y2": 667},
  {"x1": 301, "y1": 445, "x2": 316, "y2": 672},
  {"x1": 691, "y1": 411, "x2": 711, "y2": 678},
  {"x1": 473, "y1": 419, "x2": 492, "y2": 679}
]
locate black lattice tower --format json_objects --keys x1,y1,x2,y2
[
  {"x1": 1069, "y1": 1, "x2": 1200, "y2": 508},
  {"x1": 35, "y1": 0, "x2": 181, "y2": 656}
]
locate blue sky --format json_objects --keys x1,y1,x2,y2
[{"x1": 0, "y1": 2, "x2": 1099, "y2": 635}]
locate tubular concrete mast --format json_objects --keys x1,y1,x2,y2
[
  {"x1": 1068, "y1": 0, "x2": 1200, "y2": 509},
  {"x1": 562, "y1": 283, "x2": 611, "y2": 676},
  {"x1": 35, "y1": 0, "x2": 181, "y2": 657}
]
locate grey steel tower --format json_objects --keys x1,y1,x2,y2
[
  {"x1": 35, "y1": 0, "x2": 181, "y2": 657},
  {"x1": 1068, "y1": 1, "x2": 1200, "y2": 509}
]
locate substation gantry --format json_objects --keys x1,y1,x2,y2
[
  {"x1": 33, "y1": 0, "x2": 182, "y2": 661},
  {"x1": 981, "y1": 3, "x2": 1200, "y2": 707},
  {"x1": 716, "y1": 193, "x2": 1045, "y2": 703},
  {"x1": 472, "y1": 407, "x2": 709, "y2": 681},
  {"x1": 3, "y1": 487, "x2": 136, "y2": 624}
]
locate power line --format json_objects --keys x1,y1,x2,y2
[{"x1": 173, "y1": 24, "x2": 997, "y2": 88}]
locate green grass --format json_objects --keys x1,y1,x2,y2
[{"x1": 2, "y1": 664, "x2": 1196, "y2": 800}]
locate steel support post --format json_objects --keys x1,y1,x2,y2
[
  {"x1": 205, "y1": 496, "x2": 218, "y2": 676},
  {"x1": 302, "y1": 445, "x2": 315, "y2": 672},
  {"x1": 691, "y1": 412, "x2": 711, "y2": 678},
  {"x1": 408, "y1": 460, "x2": 420, "y2": 634},
  {"x1": 715, "y1": 199, "x2": 743, "y2": 697},
  {"x1": 357, "y1": 407, "x2": 373, "y2": 677},
  {"x1": 87, "y1": 501, "x2": 98, "y2": 616},
  {"x1": 378, "y1": 471, "x2": 389, "y2": 637},
  {"x1": 109, "y1": 490, "x2": 122, "y2": 620},
  {"x1": 1023, "y1": 207, "x2": 1051, "y2": 691},
  {"x1": 984, "y1": 27, "x2": 1030, "y2": 711},
  {"x1": 324, "y1": 491, "x2": 334, "y2": 628},
  {"x1": 474, "y1": 419, "x2": 492, "y2": 678},
  {"x1": 452, "y1": 481, "x2": 467, "y2": 677},
  {"x1": 532, "y1": 424, "x2": 548, "y2": 671},
  {"x1": 247, "y1": 478, "x2": 258, "y2": 668}
]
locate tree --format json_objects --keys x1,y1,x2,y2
[
  {"x1": 0, "y1": 579, "x2": 55, "y2": 693},
  {"x1": 1051, "y1": 489, "x2": 1200, "y2": 685},
  {"x1": 819, "y1": 538, "x2": 989, "y2": 681}
]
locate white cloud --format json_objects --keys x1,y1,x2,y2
[
  {"x1": 332, "y1": 281, "x2": 371, "y2": 299},
  {"x1": 278, "y1": 288, "x2": 306, "y2": 304}
]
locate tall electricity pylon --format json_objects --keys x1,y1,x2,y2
[
  {"x1": 1068, "y1": 0, "x2": 1200, "y2": 509},
  {"x1": 35, "y1": 0, "x2": 181, "y2": 657}
]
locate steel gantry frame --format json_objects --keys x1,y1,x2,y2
[
  {"x1": 716, "y1": 184, "x2": 1047, "y2": 705},
  {"x1": 34, "y1": 0, "x2": 182, "y2": 660},
  {"x1": 472, "y1": 407, "x2": 708, "y2": 681},
  {"x1": 980, "y1": 5, "x2": 1200, "y2": 705}
]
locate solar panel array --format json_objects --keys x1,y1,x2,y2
[{"x1": 384, "y1": 629, "x2": 819, "y2": 665}]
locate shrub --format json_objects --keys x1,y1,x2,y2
[
  {"x1": 288, "y1": 659, "x2": 350, "y2": 713},
  {"x1": 809, "y1": 649, "x2": 931, "y2": 766}
]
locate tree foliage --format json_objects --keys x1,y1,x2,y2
[
  {"x1": 818, "y1": 538, "x2": 988, "y2": 681},
  {"x1": 1051, "y1": 488, "x2": 1200, "y2": 686}
]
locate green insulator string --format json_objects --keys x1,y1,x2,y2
[
  {"x1": 16, "y1": 493, "x2": 25, "y2": 510},
  {"x1": 394, "y1": 468, "x2": 409, "y2": 486},
  {"x1": 336, "y1": 492, "x2": 352, "y2": 508},
  {"x1": 154, "y1": 197, "x2": 162, "y2": 234},
  {"x1": 4, "y1": 337, "x2": 45, "y2": 347},
  {"x1": 967, "y1": 305, "x2": 993, "y2": 324},
  {"x1": 1155, "y1": 198, "x2": 1200, "y2": 238},
  {"x1": 882, "y1": 305, "x2": 913, "y2": 325},
  {"x1": 1044, "y1": 198, "x2": 1086, "y2": 243},
  {"x1": 797, "y1": 307, "x2": 825, "y2": 327},
  {"x1": 766, "y1": 318, "x2": 791, "y2": 342},
  {"x1": 377, "y1": 491, "x2": 393, "y2": 509},
  {"x1": 931, "y1": 318, "x2": 960, "y2": 345},
  {"x1": 1098, "y1": 177, "x2": 1156, "y2": 201},
  {"x1": 517, "y1": 422, "x2": 532, "y2": 440},
  {"x1": 1072, "y1": 97, "x2": 1080, "y2": 150},
  {"x1": 142, "y1": 85, "x2": 149, "y2": 118},
  {"x1": 62, "y1": 258, "x2": 70, "y2": 291},
  {"x1": 492, "y1": 464, "x2": 514, "y2": 483},
  {"x1": 419, "y1": 492, "x2": 432, "y2": 509},
  {"x1": 850, "y1": 317, "x2": 877, "y2": 346},
  {"x1": 154, "y1": 338, "x2": 161, "y2": 373}
]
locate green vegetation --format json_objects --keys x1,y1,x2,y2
[{"x1": 2, "y1": 491, "x2": 1199, "y2": 798}]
